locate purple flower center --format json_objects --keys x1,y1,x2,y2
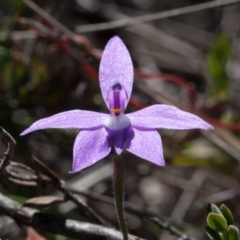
[
  {"x1": 108, "y1": 83, "x2": 127, "y2": 116},
  {"x1": 104, "y1": 83, "x2": 131, "y2": 154}
]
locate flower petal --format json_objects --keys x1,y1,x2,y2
[
  {"x1": 20, "y1": 110, "x2": 108, "y2": 135},
  {"x1": 125, "y1": 127, "x2": 165, "y2": 166},
  {"x1": 106, "y1": 126, "x2": 131, "y2": 155},
  {"x1": 72, "y1": 127, "x2": 111, "y2": 172},
  {"x1": 127, "y1": 104, "x2": 213, "y2": 130},
  {"x1": 104, "y1": 114, "x2": 131, "y2": 155},
  {"x1": 99, "y1": 36, "x2": 133, "y2": 109}
]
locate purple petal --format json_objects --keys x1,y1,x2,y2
[
  {"x1": 99, "y1": 36, "x2": 133, "y2": 109},
  {"x1": 21, "y1": 110, "x2": 108, "y2": 135},
  {"x1": 106, "y1": 125, "x2": 131, "y2": 155},
  {"x1": 72, "y1": 127, "x2": 111, "y2": 172},
  {"x1": 127, "y1": 104, "x2": 213, "y2": 130},
  {"x1": 104, "y1": 114, "x2": 131, "y2": 155},
  {"x1": 125, "y1": 127, "x2": 165, "y2": 166}
]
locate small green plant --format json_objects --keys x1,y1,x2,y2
[
  {"x1": 206, "y1": 204, "x2": 239, "y2": 240},
  {"x1": 207, "y1": 33, "x2": 232, "y2": 99}
]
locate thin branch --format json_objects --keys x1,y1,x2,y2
[
  {"x1": 31, "y1": 155, "x2": 110, "y2": 227},
  {"x1": 150, "y1": 217, "x2": 196, "y2": 240},
  {"x1": 0, "y1": 127, "x2": 16, "y2": 174},
  {"x1": 17, "y1": 17, "x2": 59, "y2": 37},
  {"x1": 16, "y1": 15, "x2": 96, "y2": 62},
  {"x1": 0, "y1": 192, "x2": 144, "y2": 240},
  {"x1": 71, "y1": 188, "x2": 164, "y2": 219},
  {"x1": 1, "y1": 158, "x2": 196, "y2": 238},
  {"x1": 75, "y1": 0, "x2": 240, "y2": 33},
  {"x1": 71, "y1": 189, "x2": 199, "y2": 239},
  {"x1": 0, "y1": 139, "x2": 108, "y2": 227},
  {"x1": 0, "y1": 30, "x2": 36, "y2": 41},
  {"x1": 20, "y1": 0, "x2": 94, "y2": 58},
  {"x1": 21, "y1": 0, "x2": 76, "y2": 40},
  {"x1": 170, "y1": 169, "x2": 206, "y2": 222},
  {"x1": 1, "y1": 158, "x2": 167, "y2": 222}
]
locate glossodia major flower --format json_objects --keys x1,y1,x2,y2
[{"x1": 21, "y1": 36, "x2": 213, "y2": 172}]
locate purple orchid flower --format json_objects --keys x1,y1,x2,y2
[{"x1": 21, "y1": 36, "x2": 213, "y2": 172}]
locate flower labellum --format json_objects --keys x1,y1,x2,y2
[{"x1": 21, "y1": 36, "x2": 213, "y2": 172}]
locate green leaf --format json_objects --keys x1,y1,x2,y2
[
  {"x1": 205, "y1": 226, "x2": 223, "y2": 240},
  {"x1": 207, "y1": 213, "x2": 228, "y2": 232},
  {"x1": 53, "y1": 235, "x2": 69, "y2": 240},
  {"x1": 227, "y1": 225, "x2": 239, "y2": 240},
  {"x1": 211, "y1": 204, "x2": 224, "y2": 216},
  {"x1": 207, "y1": 32, "x2": 232, "y2": 98},
  {"x1": 219, "y1": 233, "x2": 224, "y2": 240},
  {"x1": 0, "y1": 45, "x2": 9, "y2": 56},
  {"x1": 6, "y1": 0, "x2": 27, "y2": 13},
  {"x1": 220, "y1": 204, "x2": 234, "y2": 225},
  {"x1": 10, "y1": 194, "x2": 28, "y2": 204}
]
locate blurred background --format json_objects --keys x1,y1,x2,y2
[{"x1": 1, "y1": 0, "x2": 240, "y2": 239}]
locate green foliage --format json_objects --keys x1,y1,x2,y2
[
  {"x1": 211, "y1": 204, "x2": 224, "y2": 216},
  {"x1": 221, "y1": 204, "x2": 234, "y2": 226},
  {"x1": 0, "y1": 45, "x2": 9, "y2": 56},
  {"x1": 207, "y1": 33, "x2": 232, "y2": 99},
  {"x1": 10, "y1": 194, "x2": 28, "y2": 204},
  {"x1": 5, "y1": 0, "x2": 27, "y2": 14},
  {"x1": 52, "y1": 235, "x2": 69, "y2": 240},
  {"x1": 206, "y1": 204, "x2": 239, "y2": 240},
  {"x1": 227, "y1": 226, "x2": 239, "y2": 240},
  {"x1": 205, "y1": 226, "x2": 223, "y2": 240},
  {"x1": 207, "y1": 213, "x2": 227, "y2": 232}
]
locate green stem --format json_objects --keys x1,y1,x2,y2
[{"x1": 113, "y1": 154, "x2": 128, "y2": 240}]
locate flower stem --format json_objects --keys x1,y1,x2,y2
[{"x1": 113, "y1": 154, "x2": 128, "y2": 240}]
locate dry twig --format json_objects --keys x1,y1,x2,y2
[
  {"x1": 0, "y1": 128, "x2": 196, "y2": 239},
  {"x1": 21, "y1": 0, "x2": 75, "y2": 40},
  {"x1": 0, "y1": 127, "x2": 107, "y2": 226},
  {"x1": 151, "y1": 217, "x2": 197, "y2": 240},
  {"x1": 0, "y1": 192, "x2": 144, "y2": 240},
  {"x1": 75, "y1": 0, "x2": 240, "y2": 33},
  {"x1": 0, "y1": 127, "x2": 16, "y2": 175}
]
